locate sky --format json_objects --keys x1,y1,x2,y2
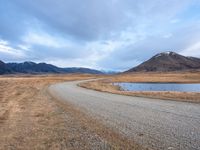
[{"x1": 1, "y1": 0, "x2": 200, "y2": 71}]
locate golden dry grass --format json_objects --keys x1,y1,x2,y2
[
  {"x1": 0, "y1": 74, "x2": 143, "y2": 150},
  {"x1": 80, "y1": 72, "x2": 200, "y2": 103},
  {"x1": 113, "y1": 72, "x2": 200, "y2": 83}
]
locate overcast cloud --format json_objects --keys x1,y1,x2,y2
[{"x1": 0, "y1": 0, "x2": 200, "y2": 71}]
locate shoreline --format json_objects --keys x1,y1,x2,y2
[{"x1": 79, "y1": 72, "x2": 200, "y2": 103}]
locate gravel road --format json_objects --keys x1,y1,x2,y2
[{"x1": 49, "y1": 80, "x2": 200, "y2": 150}]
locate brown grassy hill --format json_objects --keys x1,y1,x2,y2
[{"x1": 126, "y1": 51, "x2": 200, "y2": 72}]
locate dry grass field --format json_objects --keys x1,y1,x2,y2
[
  {"x1": 1, "y1": 72, "x2": 199, "y2": 149},
  {"x1": 80, "y1": 72, "x2": 200, "y2": 103},
  {"x1": 0, "y1": 74, "x2": 143, "y2": 150},
  {"x1": 113, "y1": 72, "x2": 200, "y2": 83}
]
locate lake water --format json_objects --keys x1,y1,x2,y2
[{"x1": 114, "y1": 83, "x2": 200, "y2": 92}]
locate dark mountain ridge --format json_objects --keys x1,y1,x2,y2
[
  {"x1": 0, "y1": 61, "x2": 103, "y2": 75},
  {"x1": 0, "y1": 60, "x2": 12, "y2": 74},
  {"x1": 7, "y1": 62, "x2": 62, "y2": 73},
  {"x1": 126, "y1": 51, "x2": 200, "y2": 72}
]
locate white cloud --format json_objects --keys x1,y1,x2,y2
[
  {"x1": 180, "y1": 42, "x2": 200, "y2": 57},
  {"x1": 22, "y1": 31, "x2": 67, "y2": 48},
  {"x1": 163, "y1": 33, "x2": 173, "y2": 39},
  {"x1": 170, "y1": 19, "x2": 181, "y2": 24},
  {"x1": 46, "y1": 58, "x2": 99, "y2": 69},
  {"x1": 0, "y1": 39, "x2": 26, "y2": 59},
  {"x1": 0, "y1": 39, "x2": 9, "y2": 45},
  {"x1": 17, "y1": 44, "x2": 31, "y2": 51}
]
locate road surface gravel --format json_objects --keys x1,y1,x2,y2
[{"x1": 49, "y1": 80, "x2": 200, "y2": 150}]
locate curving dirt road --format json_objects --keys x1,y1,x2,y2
[{"x1": 49, "y1": 80, "x2": 200, "y2": 150}]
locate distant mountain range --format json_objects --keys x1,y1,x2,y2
[
  {"x1": 2, "y1": 51, "x2": 200, "y2": 75},
  {"x1": 126, "y1": 51, "x2": 200, "y2": 72},
  {"x1": 0, "y1": 60, "x2": 103, "y2": 75}
]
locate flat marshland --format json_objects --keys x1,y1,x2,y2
[
  {"x1": 80, "y1": 72, "x2": 200, "y2": 103},
  {"x1": 0, "y1": 75, "x2": 143, "y2": 150}
]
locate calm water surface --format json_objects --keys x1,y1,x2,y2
[{"x1": 114, "y1": 83, "x2": 200, "y2": 92}]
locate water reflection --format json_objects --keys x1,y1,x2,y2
[{"x1": 114, "y1": 83, "x2": 200, "y2": 92}]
